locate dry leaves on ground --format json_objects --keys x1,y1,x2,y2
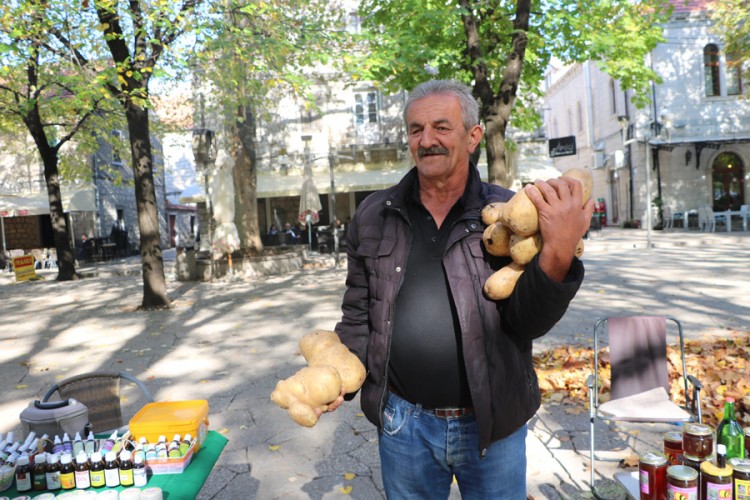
[{"x1": 534, "y1": 330, "x2": 750, "y2": 428}]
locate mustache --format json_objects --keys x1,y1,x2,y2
[{"x1": 417, "y1": 146, "x2": 449, "y2": 158}]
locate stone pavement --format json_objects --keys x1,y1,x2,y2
[{"x1": 0, "y1": 226, "x2": 748, "y2": 499}]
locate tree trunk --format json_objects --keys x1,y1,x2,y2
[
  {"x1": 231, "y1": 103, "x2": 262, "y2": 252},
  {"x1": 125, "y1": 101, "x2": 170, "y2": 309},
  {"x1": 461, "y1": 0, "x2": 531, "y2": 188},
  {"x1": 23, "y1": 103, "x2": 79, "y2": 280}
]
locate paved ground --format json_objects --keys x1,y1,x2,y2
[{"x1": 1, "y1": 226, "x2": 748, "y2": 499}]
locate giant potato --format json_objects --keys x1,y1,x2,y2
[
  {"x1": 481, "y1": 202, "x2": 506, "y2": 226},
  {"x1": 482, "y1": 222, "x2": 512, "y2": 257},
  {"x1": 483, "y1": 262, "x2": 526, "y2": 300},
  {"x1": 562, "y1": 167, "x2": 593, "y2": 205},
  {"x1": 499, "y1": 187, "x2": 540, "y2": 237},
  {"x1": 300, "y1": 330, "x2": 366, "y2": 393},
  {"x1": 509, "y1": 233, "x2": 543, "y2": 265}
]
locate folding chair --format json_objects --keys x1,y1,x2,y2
[
  {"x1": 586, "y1": 316, "x2": 703, "y2": 499},
  {"x1": 42, "y1": 371, "x2": 154, "y2": 435}
]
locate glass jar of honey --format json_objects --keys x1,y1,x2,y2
[
  {"x1": 700, "y1": 460, "x2": 732, "y2": 499},
  {"x1": 682, "y1": 454, "x2": 708, "y2": 474},
  {"x1": 683, "y1": 422, "x2": 714, "y2": 459},
  {"x1": 639, "y1": 451, "x2": 668, "y2": 500},
  {"x1": 663, "y1": 430, "x2": 683, "y2": 465},
  {"x1": 666, "y1": 465, "x2": 698, "y2": 499},
  {"x1": 729, "y1": 458, "x2": 750, "y2": 500}
]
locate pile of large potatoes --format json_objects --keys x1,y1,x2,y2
[{"x1": 481, "y1": 167, "x2": 593, "y2": 300}]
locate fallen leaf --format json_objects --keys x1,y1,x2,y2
[
  {"x1": 339, "y1": 485, "x2": 352, "y2": 494},
  {"x1": 15, "y1": 384, "x2": 27, "y2": 389},
  {"x1": 268, "y1": 445, "x2": 280, "y2": 451},
  {"x1": 219, "y1": 427, "x2": 229, "y2": 435},
  {"x1": 344, "y1": 472, "x2": 356, "y2": 480}
]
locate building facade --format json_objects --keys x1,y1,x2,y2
[{"x1": 544, "y1": 0, "x2": 749, "y2": 228}]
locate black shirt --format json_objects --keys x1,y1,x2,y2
[{"x1": 387, "y1": 181, "x2": 472, "y2": 408}]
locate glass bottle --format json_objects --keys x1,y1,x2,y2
[
  {"x1": 74, "y1": 451, "x2": 91, "y2": 489},
  {"x1": 45, "y1": 452, "x2": 62, "y2": 491},
  {"x1": 14, "y1": 455, "x2": 32, "y2": 492},
  {"x1": 717, "y1": 396, "x2": 745, "y2": 459},
  {"x1": 32, "y1": 453, "x2": 47, "y2": 491},
  {"x1": 167, "y1": 434, "x2": 182, "y2": 458},
  {"x1": 118, "y1": 449, "x2": 134, "y2": 487},
  {"x1": 103, "y1": 451, "x2": 120, "y2": 488},
  {"x1": 89, "y1": 451, "x2": 105, "y2": 488},
  {"x1": 72, "y1": 432, "x2": 84, "y2": 456},
  {"x1": 179, "y1": 434, "x2": 193, "y2": 456},
  {"x1": 60, "y1": 453, "x2": 76, "y2": 490},
  {"x1": 133, "y1": 453, "x2": 148, "y2": 487},
  {"x1": 84, "y1": 431, "x2": 96, "y2": 456}
]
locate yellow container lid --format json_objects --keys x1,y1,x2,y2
[{"x1": 129, "y1": 400, "x2": 209, "y2": 450}]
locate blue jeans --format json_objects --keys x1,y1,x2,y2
[{"x1": 379, "y1": 391, "x2": 527, "y2": 499}]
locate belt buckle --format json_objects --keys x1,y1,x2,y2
[{"x1": 434, "y1": 407, "x2": 469, "y2": 418}]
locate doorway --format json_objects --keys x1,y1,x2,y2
[{"x1": 711, "y1": 152, "x2": 745, "y2": 211}]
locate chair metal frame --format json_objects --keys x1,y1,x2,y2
[
  {"x1": 42, "y1": 371, "x2": 154, "y2": 434},
  {"x1": 586, "y1": 316, "x2": 703, "y2": 499}
]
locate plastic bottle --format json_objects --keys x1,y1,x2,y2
[
  {"x1": 717, "y1": 396, "x2": 745, "y2": 459},
  {"x1": 133, "y1": 453, "x2": 148, "y2": 487},
  {"x1": 100, "y1": 431, "x2": 118, "y2": 454},
  {"x1": 72, "y1": 432, "x2": 84, "y2": 456},
  {"x1": 74, "y1": 451, "x2": 91, "y2": 489},
  {"x1": 62, "y1": 433, "x2": 73, "y2": 454},
  {"x1": 32, "y1": 453, "x2": 47, "y2": 491},
  {"x1": 167, "y1": 434, "x2": 182, "y2": 458},
  {"x1": 144, "y1": 437, "x2": 157, "y2": 461},
  {"x1": 103, "y1": 451, "x2": 120, "y2": 487},
  {"x1": 14, "y1": 454, "x2": 32, "y2": 492},
  {"x1": 20, "y1": 431, "x2": 36, "y2": 453},
  {"x1": 179, "y1": 434, "x2": 193, "y2": 456},
  {"x1": 89, "y1": 451, "x2": 105, "y2": 488},
  {"x1": 155, "y1": 435, "x2": 168, "y2": 459},
  {"x1": 52, "y1": 435, "x2": 64, "y2": 455},
  {"x1": 84, "y1": 431, "x2": 96, "y2": 456},
  {"x1": 38, "y1": 433, "x2": 50, "y2": 453},
  {"x1": 118, "y1": 449, "x2": 134, "y2": 487},
  {"x1": 59, "y1": 453, "x2": 76, "y2": 490},
  {"x1": 45, "y1": 452, "x2": 62, "y2": 491}
]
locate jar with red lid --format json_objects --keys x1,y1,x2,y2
[
  {"x1": 666, "y1": 465, "x2": 697, "y2": 500},
  {"x1": 639, "y1": 451, "x2": 668, "y2": 500},
  {"x1": 682, "y1": 423, "x2": 714, "y2": 459},
  {"x1": 663, "y1": 431, "x2": 683, "y2": 465}
]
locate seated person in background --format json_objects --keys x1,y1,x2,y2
[
  {"x1": 284, "y1": 222, "x2": 300, "y2": 243},
  {"x1": 268, "y1": 224, "x2": 279, "y2": 235}
]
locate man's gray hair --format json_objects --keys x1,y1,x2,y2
[{"x1": 403, "y1": 79, "x2": 479, "y2": 131}]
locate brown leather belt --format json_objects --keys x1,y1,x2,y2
[{"x1": 389, "y1": 386, "x2": 473, "y2": 418}]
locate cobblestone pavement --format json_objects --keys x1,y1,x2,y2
[{"x1": 0, "y1": 227, "x2": 747, "y2": 499}]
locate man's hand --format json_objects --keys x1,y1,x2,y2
[
  {"x1": 316, "y1": 387, "x2": 346, "y2": 417},
  {"x1": 525, "y1": 177, "x2": 594, "y2": 282}
]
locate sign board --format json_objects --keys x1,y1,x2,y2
[
  {"x1": 12, "y1": 255, "x2": 38, "y2": 282},
  {"x1": 548, "y1": 136, "x2": 577, "y2": 158}
]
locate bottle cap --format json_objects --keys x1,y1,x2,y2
[
  {"x1": 726, "y1": 396, "x2": 735, "y2": 403},
  {"x1": 16, "y1": 455, "x2": 29, "y2": 466},
  {"x1": 105, "y1": 451, "x2": 117, "y2": 462},
  {"x1": 87, "y1": 432, "x2": 95, "y2": 440},
  {"x1": 119, "y1": 450, "x2": 132, "y2": 461},
  {"x1": 718, "y1": 443, "x2": 727, "y2": 454},
  {"x1": 139, "y1": 437, "x2": 147, "y2": 444},
  {"x1": 76, "y1": 452, "x2": 88, "y2": 464},
  {"x1": 48, "y1": 453, "x2": 59, "y2": 464},
  {"x1": 63, "y1": 433, "x2": 70, "y2": 440},
  {"x1": 34, "y1": 453, "x2": 47, "y2": 465},
  {"x1": 91, "y1": 451, "x2": 102, "y2": 462},
  {"x1": 74, "y1": 432, "x2": 82, "y2": 440},
  {"x1": 54, "y1": 436, "x2": 62, "y2": 444},
  {"x1": 60, "y1": 454, "x2": 72, "y2": 465},
  {"x1": 134, "y1": 454, "x2": 144, "y2": 464},
  {"x1": 158, "y1": 435, "x2": 166, "y2": 442},
  {"x1": 173, "y1": 434, "x2": 180, "y2": 441},
  {"x1": 184, "y1": 434, "x2": 192, "y2": 441}
]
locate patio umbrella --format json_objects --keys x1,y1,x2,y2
[
  {"x1": 210, "y1": 149, "x2": 240, "y2": 260},
  {"x1": 299, "y1": 162, "x2": 322, "y2": 249}
]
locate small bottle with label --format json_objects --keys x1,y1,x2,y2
[
  {"x1": 60, "y1": 453, "x2": 76, "y2": 490},
  {"x1": 62, "y1": 433, "x2": 73, "y2": 454},
  {"x1": 89, "y1": 451, "x2": 105, "y2": 488},
  {"x1": 14, "y1": 455, "x2": 32, "y2": 492},
  {"x1": 45, "y1": 452, "x2": 62, "y2": 491},
  {"x1": 32, "y1": 453, "x2": 47, "y2": 491},
  {"x1": 84, "y1": 432, "x2": 96, "y2": 456},
  {"x1": 133, "y1": 453, "x2": 148, "y2": 487},
  {"x1": 155, "y1": 435, "x2": 168, "y2": 459},
  {"x1": 100, "y1": 431, "x2": 118, "y2": 454},
  {"x1": 145, "y1": 437, "x2": 157, "y2": 461},
  {"x1": 118, "y1": 449, "x2": 134, "y2": 487},
  {"x1": 179, "y1": 434, "x2": 193, "y2": 456},
  {"x1": 72, "y1": 432, "x2": 84, "y2": 456},
  {"x1": 168, "y1": 434, "x2": 182, "y2": 458},
  {"x1": 103, "y1": 451, "x2": 120, "y2": 487},
  {"x1": 74, "y1": 451, "x2": 91, "y2": 489},
  {"x1": 52, "y1": 435, "x2": 64, "y2": 455}
]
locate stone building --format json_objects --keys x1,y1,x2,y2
[{"x1": 544, "y1": 0, "x2": 749, "y2": 229}]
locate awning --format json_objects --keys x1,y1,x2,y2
[{"x1": 0, "y1": 186, "x2": 97, "y2": 217}]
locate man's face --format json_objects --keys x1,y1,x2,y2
[{"x1": 406, "y1": 94, "x2": 482, "y2": 183}]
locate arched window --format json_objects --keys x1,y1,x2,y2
[
  {"x1": 727, "y1": 53, "x2": 743, "y2": 96},
  {"x1": 712, "y1": 152, "x2": 745, "y2": 211},
  {"x1": 704, "y1": 44, "x2": 721, "y2": 97}
]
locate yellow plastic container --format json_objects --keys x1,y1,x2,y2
[{"x1": 129, "y1": 400, "x2": 209, "y2": 453}]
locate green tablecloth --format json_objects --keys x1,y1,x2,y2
[{"x1": 3, "y1": 430, "x2": 228, "y2": 498}]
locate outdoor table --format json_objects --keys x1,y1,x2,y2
[
  {"x1": 2, "y1": 430, "x2": 228, "y2": 498},
  {"x1": 613, "y1": 470, "x2": 639, "y2": 499}
]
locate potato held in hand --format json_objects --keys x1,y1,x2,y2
[
  {"x1": 271, "y1": 330, "x2": 366, "y2": 427},
  {"x1": 483, "y1": 262, "x2": 526, "y2": 300}
]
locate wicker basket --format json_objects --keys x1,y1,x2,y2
[{"x1": 0, "y1": 464, "x2": 15, "y2": 492}]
